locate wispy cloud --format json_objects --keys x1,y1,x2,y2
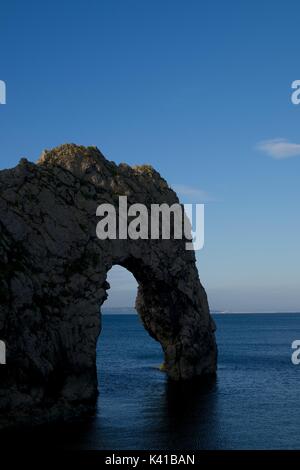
[
  {"x1": 172, "y1": 184, "x2": 213, "y2": 201},
  {"x1": 257, "y1": 138, "x2": 300, "y2": 159}
]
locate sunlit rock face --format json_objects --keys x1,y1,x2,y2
[{"x1": 0, "y1": 144, "x2": 217, "y2": 428}]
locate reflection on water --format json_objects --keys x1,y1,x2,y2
[
  {"x1": 0, "y1": 375, "x2": 220, "y2": 450},
  {"x1": 161, "y1": 378, "x2": 222, "y2": 449},
  {"x1": 1, "y1": 313, "x2": 300, "y2": 450}
]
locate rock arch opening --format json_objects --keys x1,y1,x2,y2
[
  {"x1": 104, "y1": 265, "x2": 138, "y2": 310},
  {"x1": 97, "y1": 251, "x2": 217, "y2": 382},
  {"x1": 97, "y1": 265, "x2": 163, "y2": 390}
]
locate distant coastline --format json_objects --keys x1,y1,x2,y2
[{"x1": 102, "y1": 307, "x2": 300, "y2": 315}]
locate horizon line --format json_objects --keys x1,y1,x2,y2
[{"x1": 102, "y1": 307, "x2": 300, "y2": 315}]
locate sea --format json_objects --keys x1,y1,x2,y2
[{"x1": 2, "y1": 311, "x2": 300, "y2": 450}]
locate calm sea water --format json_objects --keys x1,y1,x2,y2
[{"x1": 2, "y1": 312, "x2": 300, "y2": 449}]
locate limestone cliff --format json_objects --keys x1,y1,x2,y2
[{"x1": 0, "y1": 144, "x2": 217, "y2": 428}]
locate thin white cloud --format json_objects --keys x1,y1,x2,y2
[
  {"x1": 172, "y1": 184, "x2": 213, "y2": 201},
  {"x1": 257, "y1": 138, "x2": 300, "y2": 159}
]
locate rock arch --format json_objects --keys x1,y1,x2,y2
[{"x1": 0, "y1": 144, "x2": 217, "y2": 427}]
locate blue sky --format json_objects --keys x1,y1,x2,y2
[{"x1": 0, "y1": 0, "x2": 299, "y2": 311}]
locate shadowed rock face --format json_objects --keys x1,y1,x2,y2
[{"x1": 0, "y1": 144, "x2": 217, "y2": 427}]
